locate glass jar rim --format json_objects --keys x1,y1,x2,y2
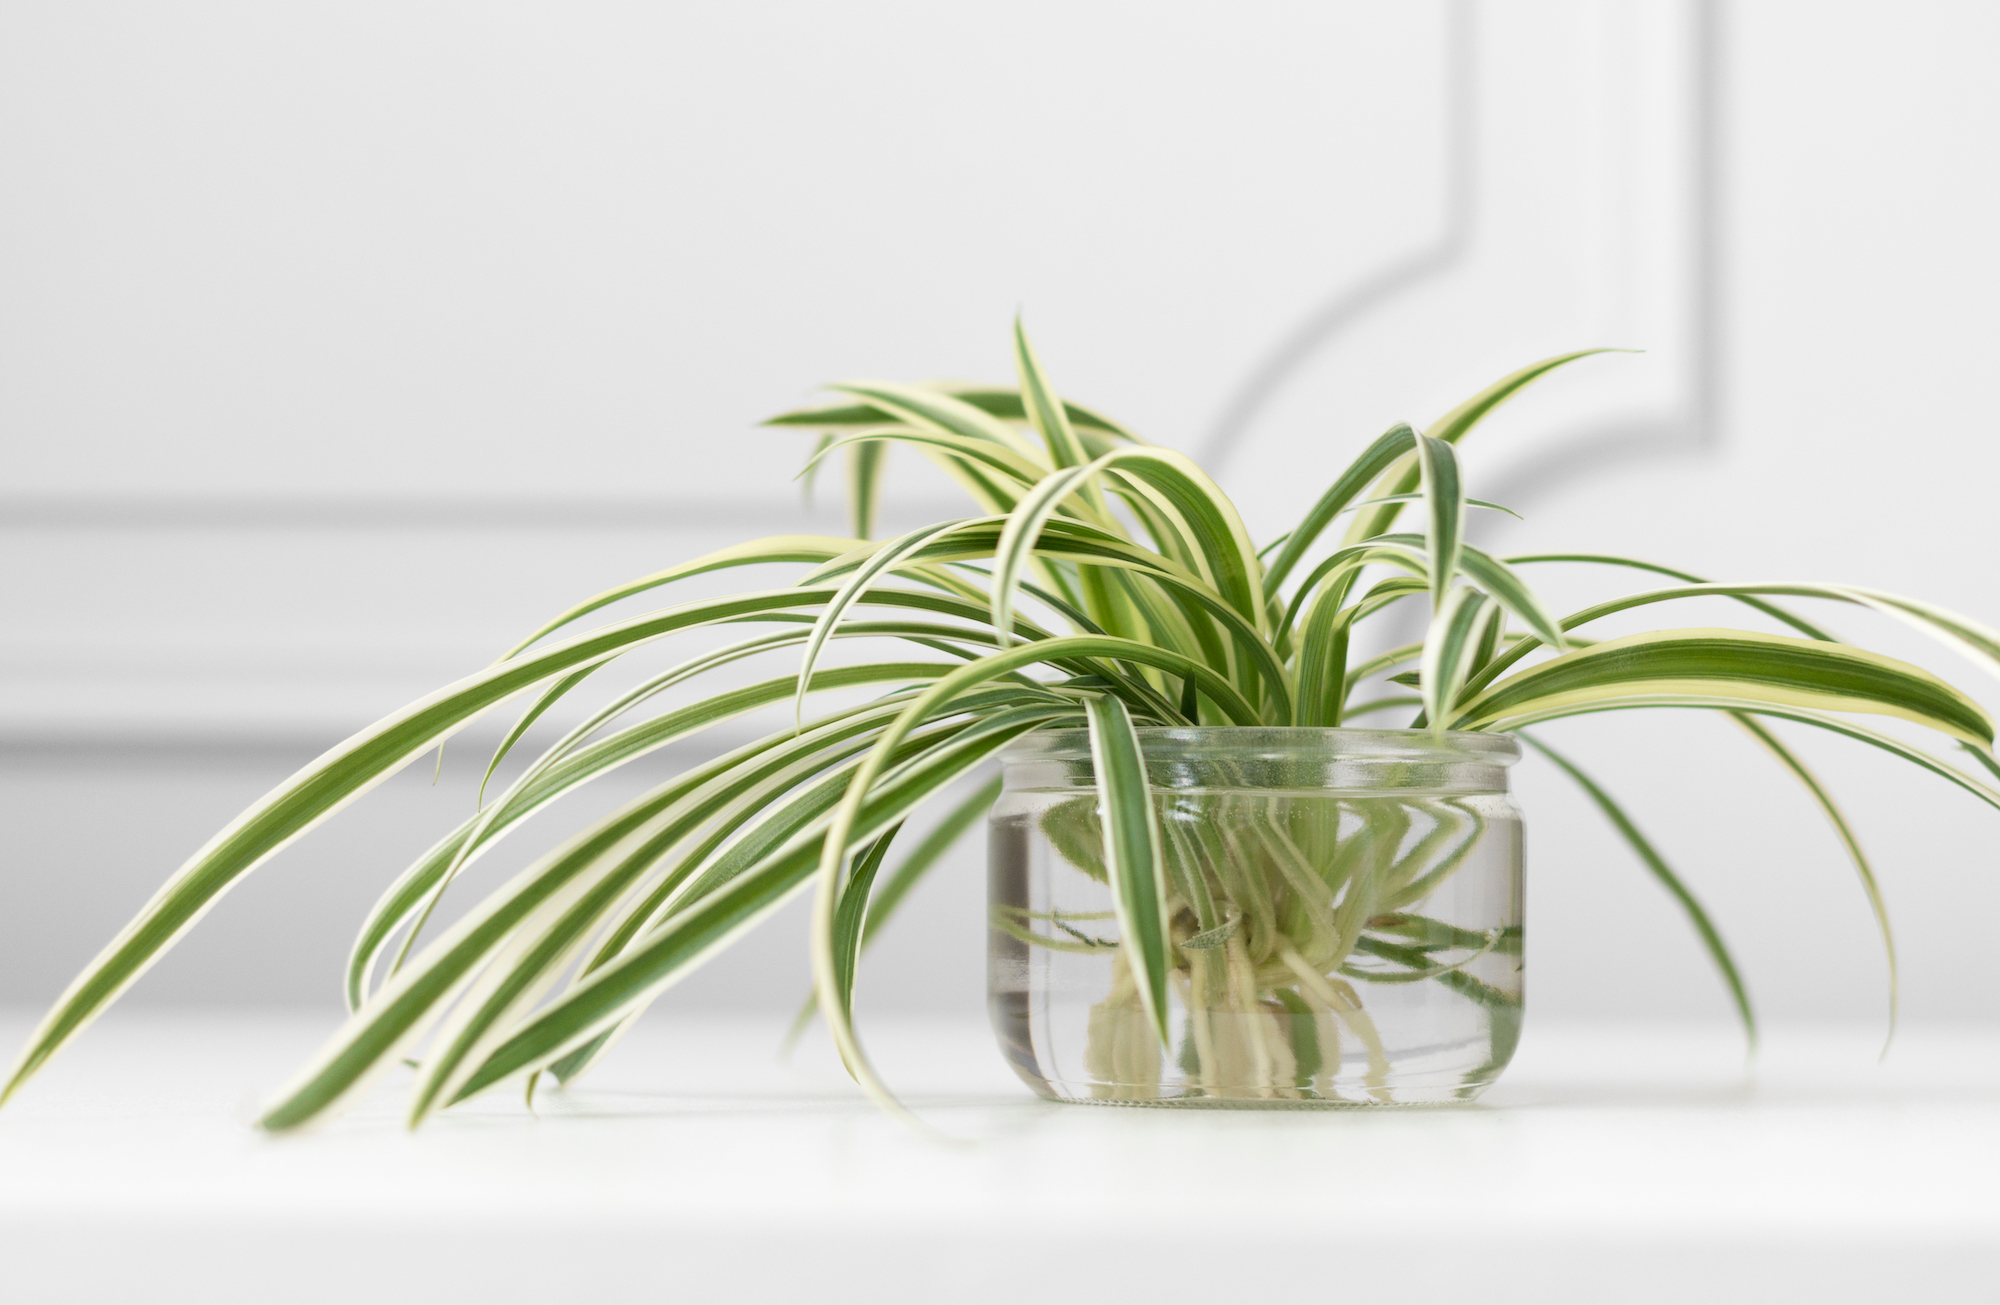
[{"x1": 1003, "y1": 725, "x2": 1521, "y2": 767}]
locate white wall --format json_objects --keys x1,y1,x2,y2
[{"x1": 5, "y1": 1, "x2": 1999, "y2": 1033}]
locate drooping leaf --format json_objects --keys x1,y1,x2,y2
[
  {"x1": 783, "y1": 772, "x2": 1004, "y2": 1047},
  {"x1": 1340, "y1": 492, "x2": 1522, "y2": 521},
  {"x1": 497, "y1": 536, "x2": 861, "y2": 660},
  {"x1": 276, "y1": 703, "x2": 1059, "y2": 1130},
  {"x1": 1520, "y1": 732, "x2": 1756, "y2": 1046},
  {"x1": 1452, "y1": 628, "x2": 1994, "y2": 746},
  {"x1": 768, "y1": 383, "x2": 1141, "y2": 441},
  {"x1": 798, "y1": 426, "x2": 1048, "y2": 513},
  {"x1": 349, "y1": 656, "x2": 975, "y2": 1009},
  {"x1": 14, "y1": 327, "x2": 2000, "y2": 1131},
  {"x1": 479, "y1": 665, "x2": 600, "y2": 807},
  {"x1": 1505, "y1": 553, "x2": 1838, "y2": 642},
  {"x1": 831, "y1": 827, "x2": 901, "y2": 1023},
  {"x1": 449, "y1": 707, "x2": 1066, "y2": 1113},
  {"x1": 791, "y1": 518, "x2": 993, "y2": 724},
  {"x1": 1728, "y1": 713, "x2": 1896, "y2": 1048},
  {"x1": 828, "y1": 380, "x2": 1047, "y2": 462}
]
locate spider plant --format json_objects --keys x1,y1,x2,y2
[{"x1": 6, "y1": 322, "x2": 1999, "y2": 1126}]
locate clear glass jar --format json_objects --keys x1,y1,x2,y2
[{"x1": 989, "y1": 727, "x2": 1523, "y2": 1107}]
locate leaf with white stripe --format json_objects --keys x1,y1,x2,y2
[
  {"x1": 830, "y1": 380, "x2": 1047, "y2": 462},
  {"x1": 498, "y1": 536, "x2": 862, "y2": 660},
  {"x1": 765, "y1": 384, "x2": 1142, "y2": 441},
  {"x1": 846, "y1": 438, "x2": 887, "y2": 540},
  {"x1": 1366, "y1": 534, "x2": 1567, "y2": 653},
  {"x1": 1415, "y1": 434, "x2": 1465, "y2": 611},
  {"x1": 1343, "y1": 350, "x2": 1622, "y2": 546},
  {"x1": 1521, "y1": 732, "x2": 1756, "y2": 1046},
  {"x1": 1012, "y1": 319, "x2": 1094, "y2": 474},
  {"x1": 1451, "y1": 628, "x2": 1994, "y2": 746},
  {"x1": 1730, "y1": 713, "x2": 1897, "y2": 1047},
  {"x1": 1084, "y1": 695, "x2": 1172, "y2": 1043},
  {"x1": 1420, "y1": 588, "x2": 1499, "y2": 735},
  {"x1": 1263, "y1": 422, "x2": 1416, "y2": 593},
  {"x1": 792, "y1": 518, "x2": 989, "y2": 723}
]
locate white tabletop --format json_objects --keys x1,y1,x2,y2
[{"x1": 1, "y1": 1010, "x2": 1994, "y2": 1304}]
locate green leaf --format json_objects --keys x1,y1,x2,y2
[
  {"x1": 1087, "y1": 448, "x2": 1269, "y2": 636},
  {"x1": 784, "y1": 771, "x2": 1003, "y2": 1047},
  {"x1": 791, "y1": 518, "x2": 992, "y2": 725},
  {"x1": 1520, "y1": 732, "x2": 1755, "y2": 1046},
  {"x1": 1342, "y1": 350, "x2": 1622, "y2": 547},
  {"x1": 1341, "y1": 641, "x2": 1428, "y2": 695},
  {"x1": 421, "y1": 630, "x2": 913, "y2": 980},
  {"x1": 1084, "y1": 695, "x2": 1172, "y2": 1043},
  {"x1": 1415, "y1": 434, "x2": 1465, "y2": 612},
  {"x1": 451, "y1": 707, "x2": 1064, "y2": 1109},
  {"x1": 860, "y1": 772, "x2": 1003, "y2": 946},
  {"x1": 393, "y1": 618, "x2": 1012, "y2": 965},
  {"x1": 1450, "y1": 545, "x2": 1569, "y2": 654},
  {"x1": 1829, "y1": 586, "x2": 2000, "y2": 689},
  {"x1": 1504, "y1": 553, "x2": 1838, "y2": 641},
  {"x1": 1178, "y1": 914, "x2": 1240, "y2": 951},
  {"x1": 1276, "y1": 540, "x2": 1433, "y2": 649},
  {"x1": 1012, "y1": 319, "x2": 1094, "y2": 475},
  {"x1": 1456, "y1": 572, "x2": 2000, "y2": 708},
  {"x1": 799, "y1": 432, "x2": 835, "y2": 504},
  {"x1": 1455, "y1": 579, "x2": 1914, "y2": 705},
  {"x1": 350, "y1": 653, "x2": 974, "y2": 1009},
  {"x1": 806, "y1": 516, "x2": 1294, "y2": 720},
  {"x1": 3, "y1": 581, "x2": 1059, "y2": 1107},
  {"x1": 798, "y1": 426, "x2": 1048, "y2": 514},
  {"x1": 846, "y1": 438, "x2": 887, "y2": 540},
  {"x1": 579, "y1": 698, "x2": 1041, "y2": 990},
  {"x1": 1504, "y1": 699, "x2": 2000, "y2": 817},
  {"x1": 1366, "y1": 534, "x2": 1567, "y2": 653},
  {"x1": 479, "y1": 665, "x2": 599, "y2": 808},
  {"x1": 279, "y1": 702, "x2": 1040, "y2": 1130},
  {"x1": 1291, "y1": 577, "x2": 1426, "y2": 726},
  {"x1": 797, "y1": 633, "x2": 1250, "y2": 1114},
  {"x1": 828, "y1": 381, "x2": 1047, "y2": 462},
  {"x1": 1428, "y1": 350, "x2": 1628, "y2": 445},
  {"x1": 497, "y1": 536, "x2": 861, "y2": 661},
  {"x1": 1289, "y1": 584, "x2": 1356, "y2": 728},
  {"x1": 1452, "y1": 628, "x2": 1995, "y2": 746},
  {"x1": 991, "y1": 464, "x2": 1103, "y2": 648},
  {"x1": 831, "y1": 827, "x2": 901, "y2": 1024},
  {"x1": 1962, "y1": 742, "x2": 2000, "y2": 787},
  {"x1": 1729, "y1": 713, "x2": 1895, "y2": 1049},
  {"x1": 1420, "y1": 588, "x2": 1499, "y2": 735},
  {"x1": 1263, "y1": 422, "x2": 1416, "y2": 594},
  {"x1": 1339, "y1": 492, "x2": 1522, "y2": 521},
  {"x1": 766, "y1": 385, "x2": 1139, "y2": 441}
]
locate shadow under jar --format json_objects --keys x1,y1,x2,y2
[{"x1": 989, "y1": 727, "x2": 1524, "y2": 1108}]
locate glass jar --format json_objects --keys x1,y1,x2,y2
[{"x1": 989, "y1": 727, "x2": 1523, "y2": 1107}]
